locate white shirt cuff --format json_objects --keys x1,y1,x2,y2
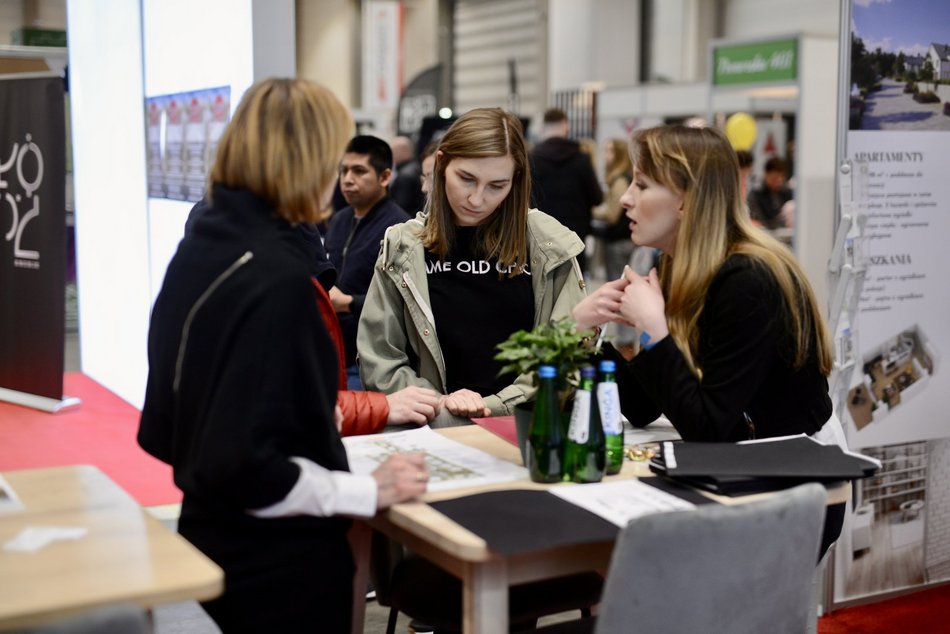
[{"x1": 247, "y1": 456, "x2": 378, "y2": 519}]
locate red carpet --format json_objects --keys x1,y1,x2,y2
[
  {"x1": 818, "y1": 583, "x2": 950, "y2": 633},
  {"x1": 0, "y1": 372, "x2": 181, "y2": 507}
]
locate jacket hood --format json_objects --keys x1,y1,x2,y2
[{"x1": 532, "y1": 137, "x2": 583, "y2": 164}]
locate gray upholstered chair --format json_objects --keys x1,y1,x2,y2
[{"x1": 539, "y1": 482, "x2": 827, "y2": 634}]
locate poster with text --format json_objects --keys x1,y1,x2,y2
[{"x1": 835, "y1": 0, "x2": 950, "y2": 603}]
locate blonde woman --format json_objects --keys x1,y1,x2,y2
[
  {"x1": 574, "y1": 124, "x2": 835, "y2": 442},
  {"x1": 358, "y1": 108, "x2": 586, "y2": 419},
  {"x1": 573, "y1": 124, "x2": 844, "y2": 555},
  {"x1": 138, "y1": 79, "x2": 427, "y2": 631}
]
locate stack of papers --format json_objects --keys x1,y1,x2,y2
[{"x1": 649, "y1": 435, "x2": 880, "y2": 495}]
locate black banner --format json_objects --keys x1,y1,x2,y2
[{"x1": 0, "y1": 76, "x2": 67, "y2": 400}]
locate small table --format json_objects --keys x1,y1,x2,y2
[
  {"x1": 350, "y1": 426, "x2": 850, "y2": 634},
  {"x1": 0, "y1": 465, "x2": 223, "y2": 631}
]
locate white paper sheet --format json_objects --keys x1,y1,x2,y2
[
  {"x1": 3, "y1": 526, "x2": 88, "y2": 553},
  {"x1": 550, "y1": 479, "x2": 695, "y2": 527},
  {"x1": 342, "y1": 427, "x2": 527, "y2": 493}
]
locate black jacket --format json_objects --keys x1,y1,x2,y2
[
  {"x1": 325, "y1": 197, "x2": 409, "y2": 366},
  {"x1": 530, "y1": 137, "x2": 603, "y2": 239},
  {"x1": 608, "y1": 254, "x2": 832, "y2": 442},
  {"x1": 140, "y1": 185, "x2": 348, "y2": 511}
]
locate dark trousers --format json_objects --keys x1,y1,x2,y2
[{"x1": 180, "y1": 503, "x2": 354, "y2": 633}]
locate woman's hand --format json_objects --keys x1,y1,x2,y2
[
  {"x1": 620, "y1": 267, "x2": 669, "y2": 342},
  {"x1": 440, "y1": 389, "x2": 491, "y2": 418},
  {"x1": 571, "y1": 276, "x2": 630, "y2": 330},
  {"x1": 373, "y1": 452, "x2": 428, "y2": 509}
]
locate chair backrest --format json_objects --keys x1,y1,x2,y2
[{"x1": 594, "y1": 483, "x2": 827, "y2": 634}]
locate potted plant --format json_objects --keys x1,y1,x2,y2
[{"x1": 495, "y1": 318, "x2": 600, "y2": 459}]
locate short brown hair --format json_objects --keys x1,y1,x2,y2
[
  {"x1": 542, "y1": 108, "x2": 568, "y2": 124},
  {"x1": 209, "y1": 78, "x2": 353, "y2": 224}
]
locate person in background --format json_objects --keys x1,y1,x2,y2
[
  {"x1": 358, "y1": 107, "x2": 587, "y2": 420},
  {"x1": 591, "y1": 137, "x2": 639, "y2": 353},
  {"x1": 389, "y1": 135, "x2": 426, "y2": 214},
  {"x1": 419, "y1": 141, "x2": 438, "y2": 196},
  {"x1": 529, "y1": 108, "x2": 603, "y2": 276},
  {"x1": 325, "y1": 135, "x2": 409, "y2": 390},
  {"x1": 571, "y1": 124, "x2": 843, "y2": 555},
  {"x1": 735, "y1": 149, "x2": 753, "y2": 201},
  {"x1": 747, "y1": 156, "x2": 794, "y2": 229},
  {"x1": 138, "y1": 78, "x2": 428, "y2": 632},
  {"x1": 593, "y1": 138, "x2": 636, "y2": 283}
]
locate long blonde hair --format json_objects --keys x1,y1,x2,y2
[
  {"x1": 420, "y1": 108, "x2": 530, "y2": 275},
  {"x1": 210, "y1": 78, "x2": 353, "y2": 224},
  {"x1": 631, "y1": 125, "x2": 832, "y2": 377}
]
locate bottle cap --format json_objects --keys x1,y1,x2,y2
[
  {"x1": 599, "y1": 360, "x2": 617, "y2": 373},
  {"x1": 538, "y1": 365, "x2": 557, "y2": 378},
  {"x1": 580, "y1": 365, "x2": 596, "y2": 379}
]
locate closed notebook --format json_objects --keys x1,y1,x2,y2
[{"x1": 649, "y1": 436, "x2": 879, "y2": 481}]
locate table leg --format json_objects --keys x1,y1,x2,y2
[
  {"x1": 349, "y1": 521, "x2": 371, "y2": 634},
  {"x1": 462, "y1": 558, "x2": 508, "y2": 634}
]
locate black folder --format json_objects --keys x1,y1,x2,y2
[{"x1": 649, "y1": 436, "x2": 879, "y2": 495}]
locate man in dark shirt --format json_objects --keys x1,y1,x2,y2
[
  {"x1": 529, "y1": 108, "x2": 603, "y2": 275},
  {"x1": 388, "y1": 136, "x2": 425, "y2": 214},
  {"x1": 747, "y1": 156, "x2": 794, "y2": 230},
  {"x1": 325, "y1": 135, "x2": 409, "y2": 389}
]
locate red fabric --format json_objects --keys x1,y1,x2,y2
[
  {"x1": 818, "y1": 583, "x2": 950, "y2": 633},
  {"x1": 0, "y1": 373, "x2": 181, "y2": 506},
  {"x1": 337, "y1": 390, "x2": 389, "y2": 436},
  {"x1": 472, "y1": 416, "x2": 518, "y2": 446},
  {"x1": 311, "y1": 278, "x2": 347, "y2": 388},
  {"x1": 311, "y1": 278, "x2": 389, "y2": 436}
]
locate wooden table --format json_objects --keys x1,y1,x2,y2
[
  {"x1": 0, "y1": 465, "x2": 223, "y2": 631},
  {"x1": 350, "y1": 425, "x2": 850, "y2": 634}
]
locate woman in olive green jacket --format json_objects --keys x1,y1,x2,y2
[{"x1": 357, "y1": 108, "x2": 587, "y2": 418}]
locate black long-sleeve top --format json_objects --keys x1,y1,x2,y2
[{"x1": 609, "y1": 254, "x2": 832, "y2": 442}]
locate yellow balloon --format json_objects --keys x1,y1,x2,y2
[{"x1": 725, "y1": 113, "x2": 757, "y2": 151}]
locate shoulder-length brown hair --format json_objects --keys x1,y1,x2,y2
[
  {"x1": 420, "y1": 108, "x2": 530, "y2": 275},
  {"x1": 209, "y1": 78, "x2": 353, "y2": 224},
  {"x1": 631, "y1": 124, "x2": 832, "y2": 377}
]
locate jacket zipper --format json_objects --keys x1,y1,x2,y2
[{"x1": 173, "y1": 251, "x2": 254, "y2": 394}]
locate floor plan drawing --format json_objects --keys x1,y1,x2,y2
[{"x1": 847, "y1": 327, "x2": 938, "y2": 431}]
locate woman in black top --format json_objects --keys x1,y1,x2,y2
[
  {"x1": 573, "y1": 125, "x2": 837, "y2": 442},
  {"x1": 573, "y1": 124, "x2": 845, "y2": 556}
]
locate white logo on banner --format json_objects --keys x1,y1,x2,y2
[{"x1": 0, "y1": 133, "x2": 43, "y2": 270}]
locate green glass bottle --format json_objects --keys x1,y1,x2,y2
[
  {"x1": 598, "y1": 360, "x2": 624, "y2": 475},
  {"x1": 564, "y1": 366, "x2": 606, "y2": 483},
  {"x1": 526, "y1": 364, "x2": 563, "y2": 483}
]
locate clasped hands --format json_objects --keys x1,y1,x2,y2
[
  {"x1": 385, "y1": 386, "x2": 489, "y2": 423},
  {"x1": 572, "y1": 266, "x2": 669, "y2": 344}
]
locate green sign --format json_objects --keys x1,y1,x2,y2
[
  {"x1": 11, "y1": 28, "x2": 67, "y2": 48},
  {"x1": 713, "y1": 38, "x2": 797, "y2": 86}
]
